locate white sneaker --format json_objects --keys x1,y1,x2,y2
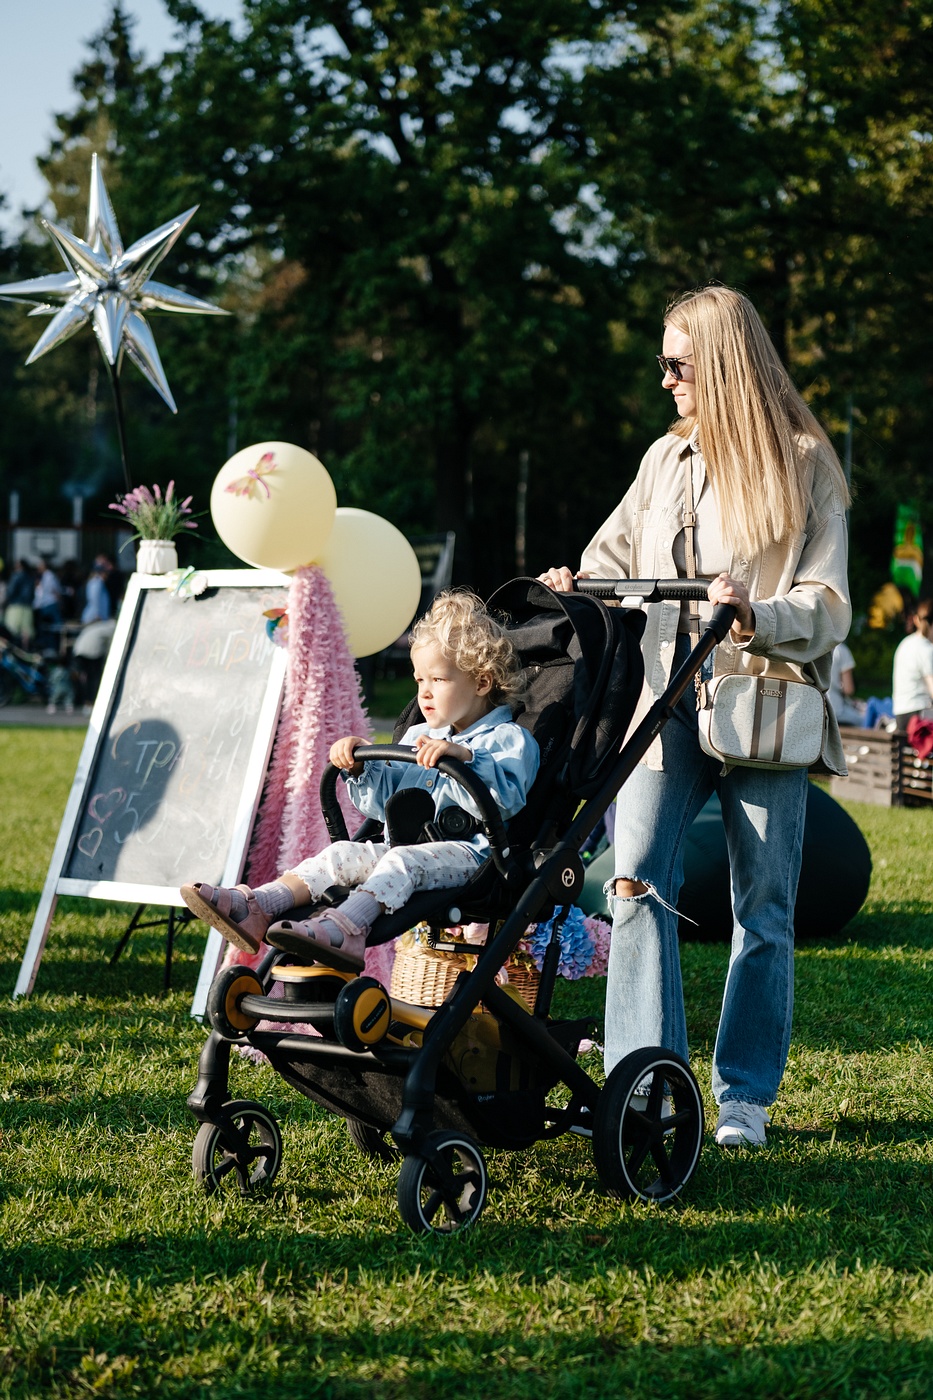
[
  {"x1": 631, "y1": 1092, "x2": 673, "y2": 1119},
  {"x1": 715, "y1": 1101, "x2": 770, "y2": 1148}
]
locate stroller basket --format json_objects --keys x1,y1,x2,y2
[{"x1": 188, "y1": 578, "x2": 735, "y2": 1232}]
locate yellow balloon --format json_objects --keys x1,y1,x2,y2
[
  {"x1": 210, "y1": 441, "x2": 337, "y2": 571},
  {"x1": 319, "y1": 508, "x2": 423, "y2": 658}
]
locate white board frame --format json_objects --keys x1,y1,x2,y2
[{"x1": 14, "y1": 568, "x2": 289, "y2": 1017}]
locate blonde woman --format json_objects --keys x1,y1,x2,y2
[
  {"x1": 182, "y1": 592, "x2": 539, "y2": 971},
  {"x1": 540, "y1": 285, "x2": 851, "y2": 1147}
]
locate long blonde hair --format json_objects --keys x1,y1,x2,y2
[
  {"x1": 409, "y1": 590, "x2": 524, "y2": 705},
  {"x1": 665, "y1": 285, "x2": 849, "y2": 555}
]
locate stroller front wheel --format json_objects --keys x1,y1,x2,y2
[
  {"x1": 593, "y1": 1047, "x2": 704, "y2": 1205},
  {"x1": 397, "y1": 1131, "x2": 488, "y2": 1234},
  {"x1": 206, "y1": 965, "x2": 264, "y2": 1040},
  {"x1": 192, "y1": 1099, "x2": 282, "y2": 1196},
  {"x1": 333, "y1": 977, "x2": 392, "y2": 1052}
]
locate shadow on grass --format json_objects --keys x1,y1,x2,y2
[
  {"x1": 8, "y1": 1324, "x2": 933, "y2": 1400},
  {"x1": 3, "y1": 1109, "x2": 933, "y2": 1288}
]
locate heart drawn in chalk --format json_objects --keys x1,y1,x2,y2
[
  {"x1": 88, "y1": 788, "x2": 126, "y2": 824},
  {"x1": 78, "y1": 828, "x2": 103, "y2": 858}
]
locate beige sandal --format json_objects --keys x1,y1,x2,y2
[
  {"x1": 180, "y1": 882, "x2": 270, "y2": 954},
  {"x1": 266, "y1": 908, "x2": 368, "y2": 972}
]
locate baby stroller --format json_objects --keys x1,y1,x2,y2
[{"x1": 188, "y1": 578, "x2": 735, "y2": 1233}]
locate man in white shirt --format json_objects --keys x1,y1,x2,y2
[{"x1": 892, "y1": 599, "x2": 933, "y2": 729}]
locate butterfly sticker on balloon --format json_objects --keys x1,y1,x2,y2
[
  {"x1": 224, "y1": 450, "x2": 277, "y2": 500},
  {"x1": 263, "y1": 607, "x2": 289, "y2": 648}
]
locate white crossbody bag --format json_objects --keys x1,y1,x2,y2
[{"x1": 682, "y1": 457, "x2": 827, "y2": 771}]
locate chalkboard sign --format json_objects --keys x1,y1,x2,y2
[{"x1": 14, "y1": 569, "x2": 288, "y2": 1000}]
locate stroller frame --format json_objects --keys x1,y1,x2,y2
[{"x1": 188, "y1": 580, "x2": 735, "y2": 1232}]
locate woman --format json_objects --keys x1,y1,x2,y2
[{"x1": 540, "y1": 285, "x2": 851, "y2": 1148}]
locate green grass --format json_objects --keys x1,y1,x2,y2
[{"x1": 1, "y1": 729, "x2": 932, "y2": 1398}]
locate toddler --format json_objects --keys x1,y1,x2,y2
[{"x1": 181, "y1": 591, "x2": 539, "y2": 971}]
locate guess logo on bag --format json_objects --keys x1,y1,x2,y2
[{"x1": 761, "y1": 686, "x2": 782, "y2": 698}]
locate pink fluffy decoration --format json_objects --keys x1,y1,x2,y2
[
  {"x1": 221, "y1": 565, "x2": 396, "y2": 1015},
  {"x1": 247, "y1": 564, "x2": 371, "y2": 885}
]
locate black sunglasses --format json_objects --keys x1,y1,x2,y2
[{"x1": 656, "y1": 354, "x2": 693, "y2": 380}]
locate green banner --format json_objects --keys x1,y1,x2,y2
[{"x1": 891, "y1": 503, "x2": 923, "y2": 596}]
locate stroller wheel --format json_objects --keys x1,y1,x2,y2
[
  {"x1": 345, "y1": 1116, "x2": 399, "y2": 1162},
  {"x1": 192, "y1": 1099, "x2": 282, "y2": 1196},
  {"x1": 593, "y1": 1047, "x2": 704, "y2": 1205},
  {"x1": 206, "y1": 965, "x2": 264, "y2": 1040},
  {"x1": 397, "y1": 1130, "x2": 488, "y2": 1235},
  {"x1": 333, "y1": 977, "x2": 392, "y2": 1052}
]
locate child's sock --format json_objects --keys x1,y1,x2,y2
[
  {"x1": 221, "y1": 879, "x2": 299, "y2": 922},
  {"x1": 335, "y1": 889, "x2": 382, "y2": 932},
  {"x1": 254, "y1": 879, "x2": 302, "y2": 919}
]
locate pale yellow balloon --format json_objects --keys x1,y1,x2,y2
[
  {"x1": 319, "y1": 508, "x2": 423, "y2": 658},
  {"x1": 210, "y1": 441, "x2": 337, "y2": 571}
]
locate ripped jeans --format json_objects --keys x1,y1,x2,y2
[{"x1": 605, "y1": 642, "x2": 808, "y2": 1107}]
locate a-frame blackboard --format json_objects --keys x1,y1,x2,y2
[{"x1": 14, "y1": 569, "x2": 289, "y2": 1012}]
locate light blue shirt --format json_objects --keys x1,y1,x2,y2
[
  {"x1": 81, "y1": 572, "x2": 112, "y2": 625},
  {"x1": 344, "y1": 704, "x2": 540, "y2": 857}
]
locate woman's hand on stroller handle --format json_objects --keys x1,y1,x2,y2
[
  {"x1": 707, "y1": 572, "x2": 754, "y2": 639},
  {"x1": 537, "y1": 566, "x2": 586, "y2": 593}
]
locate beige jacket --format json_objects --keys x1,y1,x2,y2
[{"x1": 580, "y1": 431, "x2": 852, "y2": 775}]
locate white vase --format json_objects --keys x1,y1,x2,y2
[{"x1": 136, "y1": 539, "x2": 178, "y2": 575}]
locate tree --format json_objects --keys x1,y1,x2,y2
[
  {"x1": 6, "y1": 0, "x2": 933, "y2": 602},
  {"x1": 51, "y1": 0, "x2": 646, "y2": 583}
]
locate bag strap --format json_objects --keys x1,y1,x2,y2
[{"x1": 683, "y1": 452, "x2": 701, "y2": 646}]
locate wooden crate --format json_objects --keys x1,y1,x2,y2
[
  {"x1": 830, "y1": 726, "x2": 932, "y2": 806},
  {"x1": 899, "y1": 746, "x2": 933, "y2": 804}
]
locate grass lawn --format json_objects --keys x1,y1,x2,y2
[{"x1": 1, "y1": 727, "x2": 932, "y2": 1398}]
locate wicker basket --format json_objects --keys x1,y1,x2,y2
[
  {"x1": 390, "y1": 943, "x2": 472, "y2": 1007},
  {"x1": 389, "y1": 937, "x2": 540, "y2": 1011},
  {"x1": 503, "y1": 961, "x2": 541, "y2": 1010}
]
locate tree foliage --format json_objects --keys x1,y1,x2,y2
[{"x1": 1, "y1": 0, "x2": 931, "y2": 600}]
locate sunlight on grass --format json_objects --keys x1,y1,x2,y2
[{"x1": 1, "y1": 729, "x2": 932, "y2": 1397}]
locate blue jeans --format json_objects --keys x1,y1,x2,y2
[{"x1": 605, "y1": 640, "x2": 808, "y2": 1107}]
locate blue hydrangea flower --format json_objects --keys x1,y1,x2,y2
[{"x1": 526, "y1": 906, "x2": 596, "y2": 980}]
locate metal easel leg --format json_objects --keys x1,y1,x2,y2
[{"x1": 110, "y1": 905, "x2": 147, "y2": 964}]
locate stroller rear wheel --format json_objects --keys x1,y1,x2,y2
[
  {"x1": 593, "y1": 1047, "x2": 704, "y2": 1205},
  {"x1": 192, "y1": 1099, "x2": 282, "y2": 1196},
  {"x1": 397, "y1": 1130, "x2": 488, "y2": 1234}
]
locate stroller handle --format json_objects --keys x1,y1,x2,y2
[
  {"x1": 572, "y1": 576, "x2": 736, "y2": 643},
  {"x1": 573, "y1": 577, "x2": 713, "y2": 603}
]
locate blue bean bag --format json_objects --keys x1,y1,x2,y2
[{"x1": 579, "y1": 782, "x2": 871, "y2": 940}]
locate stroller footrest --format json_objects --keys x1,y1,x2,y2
[{"x1": 238, "y1": 993, "x2": 335, "y2": 1027}]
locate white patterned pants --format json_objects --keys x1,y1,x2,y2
[{"x1": 288, "y1": 839, "x2": 481, "y2": 914}]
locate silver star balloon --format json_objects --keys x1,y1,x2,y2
[{"x1": 0, "y1": 153, "x2": 229, "y2": 413}]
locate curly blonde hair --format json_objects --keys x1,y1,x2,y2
[{"x1": 409, "y1": 590, "x2": 524, "y2": 705}]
